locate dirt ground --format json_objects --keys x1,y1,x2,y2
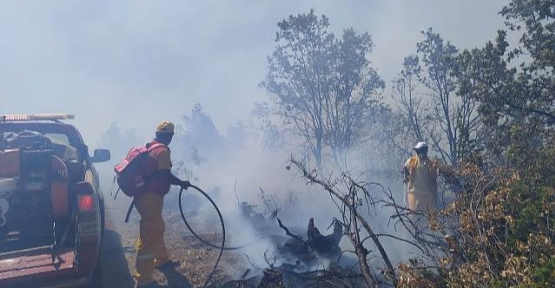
[
  {"x1": 100, "y1": 202, "x2": 248, "y2": 288},
  {"x1": 98, "y1": 194, "x2": 365, "y2": 288}
]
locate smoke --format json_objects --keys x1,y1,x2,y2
[
  {"x1": 94, "y1": 101, "x2": 424, "y2": 282},
  {"x1": 0, "y1": 1, "x2": 508, "y2": 145},
  {"x1": 0, "y1": 1, "x2": 510, "y2": 282},
  {"x1": 94, "y1": 106, "x2": 347, "y2": 271}
]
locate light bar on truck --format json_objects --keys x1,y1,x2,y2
[{"x1": 1, "y1": 114, "x2": 75, "y2": 122}]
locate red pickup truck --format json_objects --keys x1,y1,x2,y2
[{"x1": 0, "y1": 114, "x2": 110, "y2": 288}]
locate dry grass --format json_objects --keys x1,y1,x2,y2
[{"x1": 107, "y1": 210, "x2": 247, "y2": 288}]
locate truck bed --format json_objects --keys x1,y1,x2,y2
[{"x1": 0, "y1": 246, "x2": 80, "y2": 287}]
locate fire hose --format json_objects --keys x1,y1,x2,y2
[{"x1": 124, "y1": 184, "x2": 246, "y2": 288}]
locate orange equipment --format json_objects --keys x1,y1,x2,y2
[{"x1": 0, "y1": 149, "x2": 70, "y2": 220}]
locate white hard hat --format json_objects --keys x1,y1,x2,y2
[{"x1": 414, "y1": 142, "x2": 428, "y2": 150}]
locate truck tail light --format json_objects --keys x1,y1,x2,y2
[
  {"x1": 75, "y1": 181, "x2": 99, "y2": 239},
  {"x1": 78, "y1": 195, "x2": 94, "y2": 212},
  {"x1": 75, "y1": 181, "x2": 95, "y2": 212}
]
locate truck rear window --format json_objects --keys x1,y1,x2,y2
[{"x1": 44, "y1": 133, "x2": 70, "y2": 145}]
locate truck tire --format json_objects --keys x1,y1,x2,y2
[
  {"x1": 89, "y1": 255, "x2": 103, "y2": 288},
  {"x1": 88, "y1": 194, "x2": 105, "y2": 288}
]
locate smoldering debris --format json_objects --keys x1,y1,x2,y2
[
  {"x1": 222, "y1": 200, "x2": 367, "y2": 288},
  {"x1": 113, "y1": 186, "x2": 372, "y2": 288},
  {"x1": 275, "y1": 217, "x2": 343, "y2": 266},
  {"x1": 239, "y1": 201, "x2": 278, "y2": 234},
  {"x1": 221, "y1": 265, "x2": 367, "y2": 288}
]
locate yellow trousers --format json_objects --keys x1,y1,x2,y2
[
  {"x1": 407, "y1": 192, "x2": 436, "y2": 232},
  {"x1": 135, "y1": 192, "x2": 169, "y2": 285},
  {"x1": 407, "y1": 192, "x2": 436, "y2": 213}
]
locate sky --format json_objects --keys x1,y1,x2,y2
[{"x1": 0, "y1": 0, "x2": 509, "y2": 147}]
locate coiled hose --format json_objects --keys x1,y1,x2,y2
[
  {"x1": 125, "y1": 185, "x2": 247, "y2": 287},
  {"x1": 178, "y1": 185, "x2": 225, "y2": 288},
  {"x1": 179, "y1": 185, "x2": 259, "y2": 287}
]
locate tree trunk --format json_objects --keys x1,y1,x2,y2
[
  {"x1": 314, "y1": 137, "x2": 322, "y2": 168},
  {"x1": 257, "y1": 268, "x2": 283, "y2": 288}
]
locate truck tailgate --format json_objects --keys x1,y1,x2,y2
[{"x1": 0, "y1": 246, "x2": 76, "y2": 285}]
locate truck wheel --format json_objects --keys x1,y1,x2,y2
[
  {"x1": 89, "y1": 194, "x2": 106, "y2": 288},
  {"x1": 89, "y1": 254, "x2": 103, "y2": 288}
]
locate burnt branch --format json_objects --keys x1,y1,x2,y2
[
  {"x1": 289, "y1": 157, "x2": 397, "y2": 287},
  {"x1": 276, "y1": 218, "x2": 308, "y2": 245}
]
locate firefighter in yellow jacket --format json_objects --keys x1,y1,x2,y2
[
  {"x1": 403, "y1": 142, "x2": 438, "y2": 225},
  {"x1": 135, "y1": 121, "x2": 190, "y2": 288}
]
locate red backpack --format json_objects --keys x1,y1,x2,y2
[{"x1": 114, "y1": 142, "x2": 165, "y2": 197}]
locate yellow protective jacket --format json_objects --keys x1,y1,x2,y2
[{"x1": 404, "y1": 156, "x2": 438, "y2": 196}]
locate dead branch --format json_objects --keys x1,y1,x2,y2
[
  {"x1": 257, "y1": 268, "x2": 283, "y2": 288},
  {"x1": 241, "y1": 269, "x2": 252, "y2": 279},
  {"x1": 289, "y1": 157, "x2": 397, "y2": 287},
  {"x1": 244, "y1": 254, "x2": 265, "y2": 271},
  {"x1": 289, "y1": 269, "x2": 363, "y2": 288},
  {"x1": 220, "y1": 277, "x2": 259, "y2": 288},
  {"x1": 361, "y1": 234, "x2": 427, "y2": 254},
  {"x1": 276, "y1": 218, "x2": 308, "y2": 245},
  {"x1": 263, "y1": 250, "x2": 277, "y2": 269},
  {"x1": 375, "y1": 183, "x2": 451, "y2": 263},
  {"x1": 350, "y1": 191, "x2": 377, "y2": 287}
]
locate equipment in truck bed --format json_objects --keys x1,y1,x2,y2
[
  {"x1": 0, "y1": 114, "x2": 110, "y2": 288},
  {"x1": 0, "y1": 130, "x2": 71, "y2": 254}
]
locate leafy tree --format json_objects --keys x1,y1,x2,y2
[
  {"x1": 252, "y1": 102, "x2": 285, "y2": 152},
  {"x1": 503, "y1": 0, "x2": 555, "y2": 76},
  {"x1": 456, "y1": 1, "x2": 555, "y2": 160},
  {"x1": 225, "y1": 122, "x2": 251, "y2": 153},
  {"x1": 262, "y1": 10, "x2": 384, "y2": 167},
  {"x1": 173, "y1": 103, "x2": 224, "y2": 164},
  {"x1": 98, "y1": 121, "x2": 140, "y2": 163},
  {"x1": 396, "y1": 1, "x2": 555, "y2": 287},
  {"x1": 418, "y1": 29, "x2": 460, "y2": 166},
  {"x1": 97, "y1": 122, "x2": 141, "y2": 190}
]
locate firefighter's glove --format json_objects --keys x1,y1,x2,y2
[{"x1": 180, "y1": 180, "x2": 191, "y2": 190}]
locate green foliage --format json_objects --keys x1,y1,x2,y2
[
  {"x1": 457, "y1": 1, "x2": 555, "y2": 161},
  {"x1": 259, "y1": 2, "x2": 554, "y2": 287},
  {"x1": 507, "y1": 182, "x2": 545, "y2": 243},
  {"x1": 530, "y1": 257, "x2": 555, "y2": 287},
  {"x1": 501, "y1": 0, "x2": 555, "y2": 70},
  {"x1": 397, "y1": 1, "x2": 555, "y2": 287},
  {"x1": 173, "y1": 103, "x2": 225, "y2": 164},
  {"x1": 262, "y1": 9, "x2": 384, "y2": 167}
]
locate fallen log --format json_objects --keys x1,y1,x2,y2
[
  {"x1": 307, "y1": 218, "x2": 343, "y2": 258},
  {"x1": 277, "y1": 217, "x2": 343, "y2": 261},
  {"x1": 276, "y1": 218, "x2": 307, "y2": 245}
]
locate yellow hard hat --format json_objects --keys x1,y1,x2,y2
[{"x1": 156, "y1": 121, "x2": 175, "y2": 134}]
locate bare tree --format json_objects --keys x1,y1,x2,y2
[
  {"x1": 288, "y1": 157, "x2": 397, "y2": 287},
  {"x1": 392, "y1": 55, "x2": 434, "y2": 156},
  {"x1": 392, "y1": 29, "x2": 482, "y2": 167}
]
